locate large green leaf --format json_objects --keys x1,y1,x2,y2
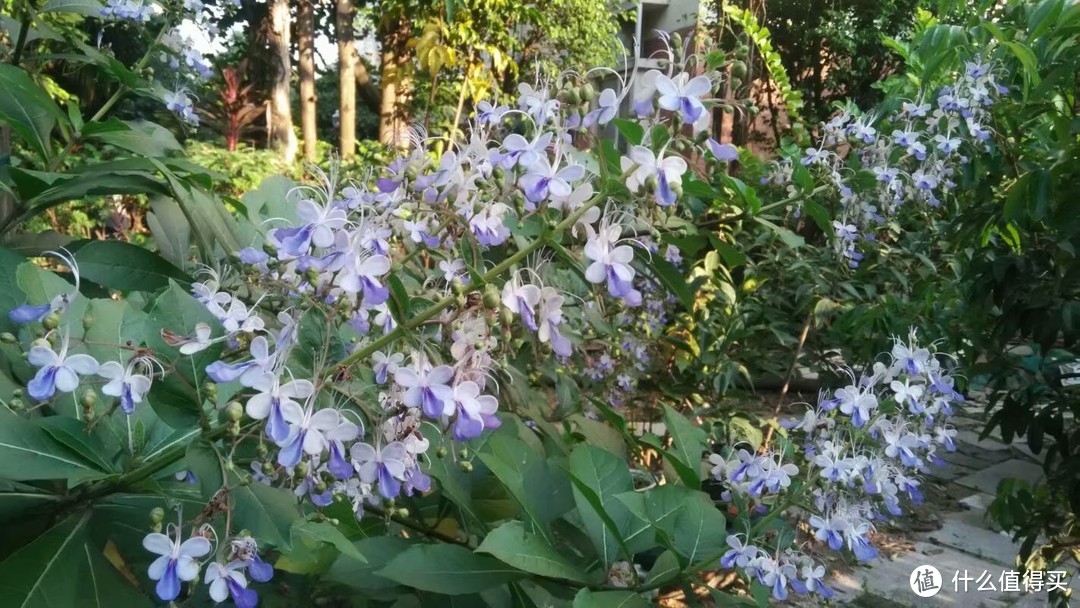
[
  {"x1": 0, "y1": 65, "x2": 65, "y2": 161},
  {"x1": 661, "y1": 405, "x2": 707, "y2": 488},
  {"x1": 376, "y1": 544, "x2": 525, "y2": 595},
  {"x1": 291, "y1": 521, "x2": 367, "y2": 563},
  {"x1": 476, "y1": 521, "x2": 597, "y2": 585},
  {"x1": 572, "y1": 589, "x2": 650, "y2": 608},
  {"x1": 476, "y1": 431, "x2": 573, "y2": 541},
  {"x1": 324, "y1": 536, "x2": 416, "y2": 592},
  {"x1": 185, "y1": 438, "x2": 224, "y2": 502},
  {"x1": 0, "y1": 481, "x2": 59, "y2": 520},
  {"x1": 146, "y1": 196, "x2": 192, "y2": 269},
  {"x1": 68, "y1": 240, "x2": 192, "y2": 293},
  {"x1": 40, "y1": 0, "x2": 104, "y2": 16},
  {"x1": 567, "y1": 445, "x2": 653, "y2": 567},
  {"x1": 83, "y1": 119, "x2": 183, "y2": 157},
  {"x1": 640, "y1": 485, "x2": 726, "y2": 566},
  {"x1": 230, "y1": 475, "x2": 300, "y2": 550},
  {"x1": 0, "y1": 511, "x2": 152, "y2": 608},
  {"x1": 38, "y1": 416, "x2": 117, "y2": 474},
  {"x1": 0, "y1": 410, "x2": 100, "y2": 482}
]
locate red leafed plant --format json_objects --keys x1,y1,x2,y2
[{"x1": 199, "y1": 63, "x2": 265, "y2": 151}]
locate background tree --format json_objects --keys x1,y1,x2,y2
[
  {"x1": 268, "y1": 0, "x2": 298, "y2": 162},
  {"x1": 338, "y1": 0, "x2": 358, "y2": 157},
  {"x1": 298, "y1": 0, "x2": 318, "y2": 162}
]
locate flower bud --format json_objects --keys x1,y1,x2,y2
[
  {"x1": 581, "y1": 82, "x2": 596, "y2": 102},
  {"x1": 0, "y1": 332, "x2": 15, "y2": 344},
  {"x1": 9, "y1": 398, "x2": 23, "y2": 411},
  {"x1": 295, "y1": 461, "x2": 310, "y2": 479},
  {"x1": 644, "y1": 175, "x2": 659, "y2": 193},
  {"x1": 150, "y1": 507, "x2": 165, "y2": 524},
  {"x1": 228, "y1": 421, "x2": 240, "y2": 437},
  {"x1": 483, "y1": 285, "x2": 501, "y2": 309},
  {"x1": 262, "y1": 242, "x2": 278, "y2": 256},
  {"x1": 458, "y1": 448, "x2": 469, "y2": 459},
  {"x1": 42, "y1": 313, "x2": 61, "y2": 331},
  {"x1": 225, "y1": 401, "x2": 244, "y2": 421},
  {"x1": 81, "y1": 388, "x2": 98, "y2": 409},
  {"x1": 396, "y1": 508, "x2": 410, "y2": 518},
  {"x1": 731, "y1": 60, "x2": 747, "y2": 78},
  {"x1": 460, "y1": 461, "x2": 473, "y2": 473},
  {"x1": 256, "y1": 442, "x2": 268, "y2": 458},
  {"x1": 46, "y1": 333, "x2": 58, "y2": 346},
  {"x1": 315, "y1": 481, "x2": 328, "y2": 493},
  {"x1": 500, "y1": 308, "x2": 513, "y2": 326},
  {"x1": 304, "y1": 268, "x2": 320, "y2": 285},
  {"x1": 436, "y1": 446, "x2": 448, "y2": 458},
  {"x1": 82, "y1": 314, "x2": 94, "y2": 331},
  {"x1": 203, "y1": 382, "x2": 218, "y2": 401},
  {"x1": 261, "y1": 461, "x2": 275, "y2": 476}
]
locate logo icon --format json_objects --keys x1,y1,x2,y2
[{"x1": 910, "y1": 565, "x2": 942, "y2": 597}]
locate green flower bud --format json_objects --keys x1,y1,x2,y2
[
  {"x1": 262, "y1": 461, "x2": 275, "y2": 476},
  {"x1": 581, "y1": 82, "x2": 597, "y2": 102},
  {"x1": 731, "y1": 60, "x2": 747, "y2": 78},
  {"x1": 9, "y1": 398, "x2": 23, "y2": 411},
  {"x1": 436, "y1": 446, "x2": 448, "y2": 458},
  {"x1": 0, "y1": 332, "x2": 15, "y2": 344},
  {"x1": 256, "y1": 442, "x2": 268, "y2": 458},
  {"x1": 396, "y1": 508, "x2": 410, "y2": 518},
  {"x1": 150, "y1": 507, "x2": 165, "y2": 524},
  {"x1": 80, "y1": 388, "x2": 97, "y2": 409},
  {"x1": 460, "y1": 461, "x2": 473, "y2": 473},
  {"x1": 483, "y1": 285, "x2": 501, "y2": 309},
  {"x1": 82, "y1": 314, "x2": 94, "y2": 331},
  {"x1": 226, "y1": 401, "x2": 244, "y2": 421},
  {"x1": 42, "y1": 313, "x2": 61, "y2": 331},
  {"x1": 295, "y1": 461, "x2": 310, "y2": 479},
  {"x1": 458, "y1": 448, "x2": 469, "y2": 459},
  {"x1": 304, "y1": 268, "x2": 321, "y2": 285}
]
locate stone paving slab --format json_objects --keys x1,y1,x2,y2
[
  {"x1": 954, "y1": 460, "x2": 1045, "y2": 495},
  {"x1": 958, "y1": 493, "x2": 996, "y2": 511},
  {"x1": 955, "y1": 430, "x2": 1013, "y2": 453},
  {"x1": 942, "y1": 450, "x2": 1010, "y2": 469},
  {"x1": 927, "y1": 519, "x2": 1022, "y2": 567},
  {"x1": 829, "y1": 542, "x2": 1027, "y2": 607}
]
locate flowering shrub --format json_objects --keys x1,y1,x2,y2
[{"x1": 0, "y1": 17, "x2": 985, "y2": 603}]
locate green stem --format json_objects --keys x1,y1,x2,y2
[
  {"x1": 757, "y1": 184, "x2": 831, "y2": 214},
  {"x1": 333, "y1": 187, "x2": 609, "y2": 372}
]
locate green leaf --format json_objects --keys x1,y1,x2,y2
[
  {"x1": 0, "y1": 511, "x2": 152, "y2": 608},
  {"x1": 642, "y1": 485, "x2": 726, "y2": 566},
  {"x1": 612, "y1": 118, "x2": 644, "y2": 146},
  {"x1": 646, "y1": 550, "x2": 681, "y2": 586},
  {"x1": 325, "y1": 536, "x2": 416, "y2": 592},
  {"x1": 477, "y1": 432, "x2": 573, "y2": 540},
  {"x1": 146, "y1": 196, "x2": 192, "y2": 269},
  {"x1": 292, "y1": 521, "x2": 368, "y2": 563},
  {"x1": 567, "y1": 445, "x2": 653, "y2": 567},
  {"x1": 68, "y1": 239, "x2": 192, "y2": 293},
  {"x1": 0, "y1": 65, "x2": 66, "y2": 161},
  {"x1": 83, "y1": 118, "x2": 183, "y2": 157},
  {"x1": 0, "y1": 411, "x2": 99, "y2": 482},
  {"x1": 0, "y1": 482, "x2": 59, "y2": 519},
  {"x1": 185, "y1": 438, "x2": 224, "y2": 502},
  {"x1": 40, "y1": 0, "x2": 104, "y2": 16},
  {"x1": 376, "y1": 544, "x2": 525, "y2": 595},
  {"x1": 230, "y1": 474, "x2": 300, "y2": 549},
  {"x1": 477, "y1": 521, "x2": 596, "y2": 584},
  {"x1": 572, "y1": 589, "x2": 650, "y2": 608},
  {"x1": 643, "y1": 255, "x2": 693, "y2": 309},
  {"x1": 662, "y1": 406, "x2": 706, "y2": 488},
  {"x1": 38, "y1": 416, "x2": 116, "y2": 474}
]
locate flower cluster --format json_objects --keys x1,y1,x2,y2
[
  {"x1": 142, "y1": 520, "x2": 273, "y2": 605},
  {"x1": 765, "y1": 60, "x2": 1005, "y2": 266},
  {"x1": 98, "y1": 0, "x2": 226, "y2": 125},
  {"x1": 710, "y1": 329, "x2": 962, "y2": 600}
]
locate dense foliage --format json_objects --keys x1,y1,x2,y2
[{"x1": 2, "y1": 0, "x2": 1080, "y2": 606}]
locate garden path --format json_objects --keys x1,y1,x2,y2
[{"x1": 819, "y1": 397, "x2": 1066, "y2": 608}]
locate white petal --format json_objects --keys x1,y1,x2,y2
[
  {"x1": 53, "y1": 366, "x2": 80, "y2": 393},
  {"x1": 27, "y1": 345, "x2": 58, "y2": 368},
  {"x1": 179, "y1": 535, "x2": 211, "y2": 558},
  {"x1": 142, "y1": 533, "x2": 175, "y2": 557},
  {"x1": 147, "y1": 555, "x2": 170, "y2": 581}
]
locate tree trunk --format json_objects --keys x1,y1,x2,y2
[
  {"x1": 336, "y1": 0, "x2": 357, "y2": 158},
  {"x1": 298, "y1": 0, "x2": 317, "y2": 162},
  {"x1": 378, "y1": 13, "x2": 412, "y2": 149},
  {"x1": 267, "y1": 0, "x2": 297, "y2": 163}
]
